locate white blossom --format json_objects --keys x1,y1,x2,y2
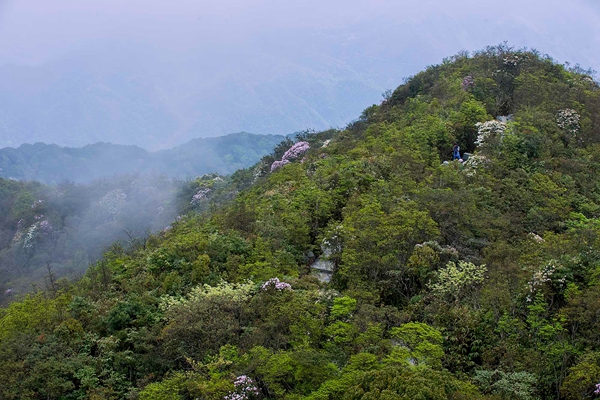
[
  {"x1": 475, "y1": 120, "x2": 507, "y2": 147},
  {"x1": 463, "y1": 154, "x2": 490, "y2": 177},
  {"x1": 191, "y1": 188, "x2": 211, "y2": 204},
  {"x1": 557, "y1": 108, "x2": 581, "y2": 139}
]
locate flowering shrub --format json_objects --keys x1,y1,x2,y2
[
  {"x1": 31, "y1": 199, "x2": 44, "y2": 209},
  {"x1": 429, "y1": 261, "x2": 487, "y2": 301},
  {"x1": 525, "y1": 261, "x2": 567, "y2": 302},
  {"x1": 224, "y1": 375, "x2": 260, "y2": 400},
  {"x1": 595, "y1": 382, "x2": 600, "y2": 395},
  {"x1": 18, "y1": 220, "x2": 54, "y2": 249},
  {"x1": 191, "y1": 188, "x2": 211, "y2": 204},
  {"x1": 474, "y1": 370, "x2": 538, "y2": 400},
  {"x1": 415, "y1": 240, "x2": 458, "y2": 259},
  {"x1": 261, "y1": 277, "x2": 292, "y2": 291},
  {"x1": 22, "y1": 224, "x2": 39, "y2": 249},
  {"x1": 461, "y1": 76, "x2": 475, "y2": 91},
  {"x1": 282, "y1": 141, "x2": 310, "y2": 162},
  {"x1": 475, "y1": 120, "x2": 508, "y2": 147},
  {"x1": 557, "y1": 108, "x2": 581, "y2": 138},
  {"x1": 270, "y1": 159, "x2": 290, "y2": 172},
  {"x1": 463, "y1": 154, "x2": 490, "y2": 177},
  {"x1": 270, "y1": 141, "x2": 310, "y2": 172},
  {"x1": 322, "y1": 224, "x2": 344, "y2": 255}
]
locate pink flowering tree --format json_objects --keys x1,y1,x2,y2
[
  {"x1": 261, "y1": 277, "x2": 292, "y2": 291},
  {"x1": 270, "y1": 159, "x2": 290, "y2": 172},
  {"x1": 191, "y1": 188, "x2": 211, "y2": 205},
  {"x1": 282, "y1": 141, "x2": 310, "y2": 162},
  {"x1": 224, "y1": 375, "x2": 261, "y2": 400},
  {"x1": 270, "y1": 141, "x2": 310, "y2": 172}
]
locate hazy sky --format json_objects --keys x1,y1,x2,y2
[
  {"x1": 1, "y1": 0, "x2": 598, "y2": 68},
  {"x1": 0, "y1": 0, "x2": 598, "y2": 148}
]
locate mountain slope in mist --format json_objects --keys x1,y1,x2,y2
[
  {"x1": 0, "y1": 174, "x2": 183, "y2": 304},
  {"x1": 0, "y1": 132, "x2": 285, "y2": 183}
]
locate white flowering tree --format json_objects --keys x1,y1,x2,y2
[
  {"x1": 474, "y1": 120, "x2": 508, "y2": 150},
  {"x1": 461, "y1": 119, "x2": 509, "y2": 176},
  {"x1": 463, "y1": 153, "x2": 490, "y2": 177},
  {"x1": 557, "y1": 108, "x2": 581, "y2": 144},
  {"x1": 428, "y1": 260, "x2": 487, "y2": 302}
]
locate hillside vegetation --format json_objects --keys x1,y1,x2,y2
[{"x1": 1, "y1": 45, "x2": 600, "y2": 399}]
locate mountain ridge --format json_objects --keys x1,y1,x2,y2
[{"x1": 0, "y1": 132, "x2": 287, "y2": 183}]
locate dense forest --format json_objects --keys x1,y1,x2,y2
[
  {"x1": 2, "y1": 45, "x2": 600, "y2": 399},
  {"x1": 0, "y1": 132, "x2": 285, "y2": 184}
]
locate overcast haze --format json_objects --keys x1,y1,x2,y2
[{"x1": 0, "y1": 0, "x2": 598, "y2": 149}]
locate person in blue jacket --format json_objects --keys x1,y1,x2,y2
[{"x1": 452, "y1": 143, "x2": 461, "y2": 161}]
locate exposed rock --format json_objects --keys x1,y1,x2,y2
[{"x1": 310, "y1": 246, "x2": 334, "y2": 283}]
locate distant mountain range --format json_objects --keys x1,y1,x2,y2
[
  {"x1": 0, "y1": 132, "x2": 285, "y2": 184},
  {"x1": 2, "y1": 7, "x2": 597, "y2": 151}
]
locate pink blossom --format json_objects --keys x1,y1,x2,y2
[
  {"x1": 261, "y1": 277, "x2": 292, "y2": 291},
  {"x1": 270, "y1": 141, "x2": 310, "y2": 172},
  {"x1": 270, "y1": 159, "x2": 290, "y2": 172},
  {"x1": 224, "y1": 375, "x2": 260, "y2": 400},
  {"x1": 282, "y1": 141, "x2": 310, "y2": 162}
]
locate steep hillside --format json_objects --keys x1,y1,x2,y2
[
  {"x1": 1, "y1": 46, "x2": 600, "y2": 399},
  {"x1": 0, "y1": 132, "x2": 285, "y2": 184}
]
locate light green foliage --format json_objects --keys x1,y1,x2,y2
[
  {"x1": 0, "y1": 293, "x2": 70, "y2": 340},
  {"x1": 314, "y1": 365, "x2": 483, "y2": 400},
  {"x1": 387, "y1": 322, "x2": 444, "y2": 369},
  {"x1": 428, "y1": 261, "x2": 487, "y2": 301},
  {"x1": 452, "y1": 98, "x2": 490, "y2": 151},
  {"x1": 160, "y1": 280, "x2": 256, "y2": 312},
  {"x1": 139, "y1": 373, "x2": 188, "y2": 400},
  {"x1": 330, "y1": 296, "x2": 357, "y2": 319},
  {"x1": 341, "y1": 196, "x2": 439, "y2": 298}
]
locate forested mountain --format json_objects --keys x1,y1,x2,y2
[
  {"x1": 0, "y1": 132, "x2": 285, "y2": 184},
  {"x1": 2, "y1": 46, "x2": 600, "y2": 399}
]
